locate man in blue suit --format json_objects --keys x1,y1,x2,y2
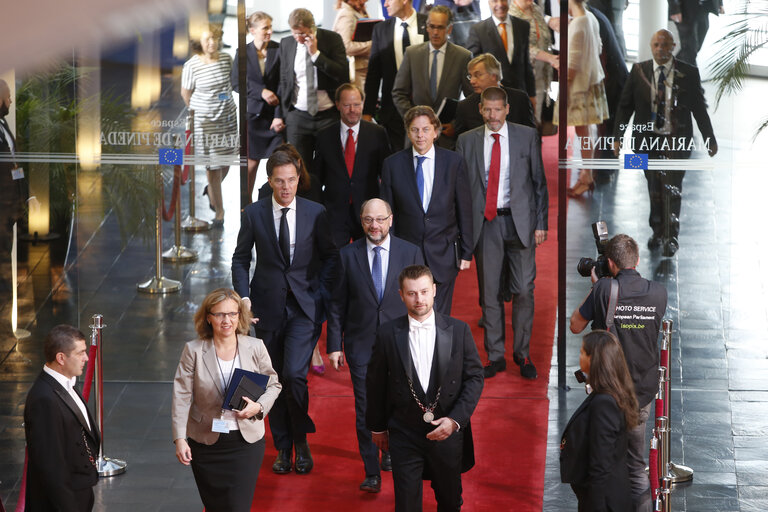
[
  {"x1": 232, "y1": 146, "x2": 340, "y2": 475},
  {"x1": 381, "y1": 105, "x2": 473, "y2": 315},
  {"x1": 327, "y1": 198, "x2": 423, "y2": 493}
]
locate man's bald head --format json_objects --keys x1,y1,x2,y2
[
  {"x1": 0, "y1": 79, "x2": 11, "y2": 117},
  {"x1": 650, "y1": 30, "x2": 676, "y2": 66}
]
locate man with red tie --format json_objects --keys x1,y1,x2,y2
[
  {"x1": 313, "y1": 83, "x2": 392, "y2": 248},
  {"x1": 456, "y1": 86, "x2": 548, "y2": 379}
]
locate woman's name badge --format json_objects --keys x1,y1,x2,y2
[
  {"x1": 212, "y1": 418, "x2": 230, "y2": 433},
  {"x1": 218, "y1": 92, "x2": 231, "y2": 101},
  {"x1": 11, "y1": 167, "x2": 24, "y2": 180}
]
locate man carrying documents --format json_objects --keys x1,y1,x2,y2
[{"x1": 172, "y1": 288, "x2": 282, "y2": 512}]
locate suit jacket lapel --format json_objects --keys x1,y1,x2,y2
[
  {"x1": 201, "y1": 340, "x2": 225, "y2": 399},
  {"x1": 293, "y1": 200, "x2": 309, "y2": 267},
  {"x1": 43, "y1": 373, "x2": 95, "y2": 436},
  {"x1": 353, "y1": 240, "x2": 379, "y2": 301},
  {"x1": 435, "y1": 314, "x2": 452, "y2": 385},
  {"x1": 473, "y1": 129, "x2": 487, "y2": 191},
  {"x1": 506, "y1": 123, "x2": 522, "y2": 186},
  {"x1": 265, "y1": 44, "x2": 278, "y2": 75},
  {"x1": 426, "y1": 149, "x2": 443, "y2": 214},
  {"x1": 383, "y1": 238, "x2": 401, "y2": 297},
  {"x1": 402, "y1": 151, "x2": 423, "y2": 209},
  {"x1": 395, "y1": 321, "x2": 414, "y2": 384},
  {"x1": 247, "y1": 43, "x2": 263, "y2": 82},
  {"x1": 563, "y1": 393, "x2": 594, "y2": 434},
  {"x1": 259, "y1": 200, "x2": 286, "y2": 265}
]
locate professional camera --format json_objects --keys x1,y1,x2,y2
[{"x1": 576, "y1": 221, "x2": 611, "y2": 278}]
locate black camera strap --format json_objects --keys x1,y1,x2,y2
[{"x1": 605, "y1": 280, "x2": 619, "y2": 332}]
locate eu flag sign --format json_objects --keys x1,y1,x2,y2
[
  {"x1": 624, "y1": 153, "x2": 648, "y2": 170},
  {"x1": 159, "y1": 148, "x2": 183, "y2": 165}
]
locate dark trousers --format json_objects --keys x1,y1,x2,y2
[
  {"x1": 381, "y1": 114, "x2": 406, "y2": 153},
  {"x1": 349, "y1": 361, "x2": 381, "y2": 477},
  {"x1": 675, "y1": 7, "x2": 710, "y2": 65},
  {"x1": 286, "y1": 108, "x2": 338, "y2": 203},
  {"x1": 627, "y1": 401, "x2": 653, "y2": 512},
  {"x1": 475, "y1": 215, "x2": 536, "y2": 362},
  {"x1": 390, "y1": 426, "x2": 464, "y2": 512},
  {"x1": 434, "y1": 276, "x2": 457, "y2": 316},
  {"x1": 644, "y1": 169, "x2": 685, "y2": 240},
  {"x1": 255, "y1": 294, "x2": 321, "y2": 450}
]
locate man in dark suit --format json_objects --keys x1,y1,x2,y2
[
  {"x1": 327, "y1": 198, "x2": 423, "y2": 493},
  {"x1": 275, "y1": 8, "x2": 349, "y2": 200},
  {"x1": 381, "y1": 105, "x2": 473, "y2": 315},
  {"x1": 613, "y1": 29, "x2": 717, "y2": 257},
  {"x1": 391, "y1": 5, "x2": 473, "y2": 149},
  {"x1": 232, "y1": 146, "x2": 340, "y2": 474},
  {"x1": 313, "y1": 84, "x2": 391, "y2": 248},
  {"x1": 466, "y1": 0, "x2": 536, "y2": 102},
  {"x1": 419, "y1": 0, "x2": 482, "y2": 49},
  {"x1": 24, "y1": 325, "x2": 100, "y2": 511},
  {"x1": 363, "y1": 0, "x2": 426, "y2": 152},
  {"x1": 669, "y1": 0, "x2": 723, "y2": 66},
  {"x1": 456, "y1": 87, "x2": 549, "y2": 380},
  {"x1": 453, "y1": 53, "x2": 535, "y2": 137},
  {"x1": 366, "y1": 264, "x2": 484, "y2": 511}
]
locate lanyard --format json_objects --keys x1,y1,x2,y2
[{"x1": 215, "y1": 339, "x2": 239, "y2": 396}]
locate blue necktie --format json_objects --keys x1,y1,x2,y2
[
  {"x1": 430, "y1": 49, "x2": 439, "y2": 99},
  {"x1": 372, "y1": 246, "x2": 384, "y2": 302},
  {"x1": 401, "y1": 22, "x2": 411, "y2": 54},
  {"x1": 415, "y1": 156, "x2": 426, "y2": 210}
]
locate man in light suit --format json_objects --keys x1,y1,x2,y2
[
  {"x1": 456, "y1": 86, "x2": 549, "y2": 379},
  {"x1": 391, "y1": 5, "x2": 473, "y2": 149},
  {"x1": 276, "y1": 8, "x2": 349, "y2": 200},
  {"x1": 232, "y1": 146, "x2": 340, "y2": 475},
  {"x1": 381, "y1": 105, "x2": 473, "y2": 315},
  {"x1": 363, "y1": 0, "x2": 426, "y2": 152},
  {"x1": 313, "y1": 84, "x2": 391, "y2": 248},
  {"x1": 466, "y1": 0, "x2": 536, "y2": 102},
  {"x1": 453, "y1": 53, "x2": 535, "y2": 137},
  {"x1": 613, "y1": 30, "x2": 717, "y2": 257},
  {"x1": 327, "y1": 198, "x2": 423, "y2": 493},
  {"x1": 24, "y1": 325, "x2": 100, "y2": 511},
  {"x1": 366, "y1": 264, "x2": 484, "y2": 511}
]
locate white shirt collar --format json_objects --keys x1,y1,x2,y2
[
  {"x1": 484, "y1": 121, "x2": 509, "y2": 139},
  {"x1": 341, "y1": 121, "x2": 361, "y2": 137},
  {"x1": 653, "y1": 59, "x2": 673, "y2": 75},
  {"x1": 366, "y1": 234, "x2": 391, "y2": 252},
  {"x1": 271, "y1": 195, "x2": 297, "y2": 212},
  {"x1": 408, "y1": 311, "x2": 436, "y2": 330},
  {"x1": 429, "y1": 42, "x2": 447, "y2": 53},
  {"x1": 43, "y1": 364, "x2": 77, "y2": 390},
  {"x1": 412, "y1": 144, "x2": 436, "y2": 160},
  {"x1": 398, "y1": 9, "x2": 418, "y2": 26},
  {"x1": 492, "y1": 14, "x2": 510, "y2": 25}
]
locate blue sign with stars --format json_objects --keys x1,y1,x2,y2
[
  {"x1": 624, "y1": 153, "x2": 648, "y2": 170},
  {"x1": 159, "y1": 148, "x2": 183, "y2": 165}
]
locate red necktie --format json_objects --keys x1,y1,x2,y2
[
  {"x1": 344, "y1": 128, "x2": 355, "y2": 178},
  {"x1": 485, "y1": 133, "x2": 501, "y2": 221}
]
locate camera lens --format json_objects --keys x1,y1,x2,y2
[{"x1": 576, "y1": 257, "x2": 595, "y2": 277}]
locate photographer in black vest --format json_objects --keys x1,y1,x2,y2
[{"x1": 570, "y1": 233, "x2": 667, "y2": 512}]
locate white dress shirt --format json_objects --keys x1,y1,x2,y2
[
  {"x1": 292, "y1": 41, "x2": 334, "y2": 113},
  {"x1": 43, "y1": 365, "x2": 91, "y2": 430},
  {"x1": 216, "y1": 353, "x2": 242, "y2": 431},
  {"x1": 483, "y1": 123, "x2": 511, "y2": 209},
  {"x1": 408, "y1": 311, "x2": 436, "y2": 392},
  {"x1": 492, "y1": 14, "x2": 515, "y2": 63},
  {"x1": 395, "y1": 10, "x2": 424, "y2": 69},
  {"x1": 366, "y1": 235, "x2": 391, "y2": 291},
  {"x1": 0, "y1": 120, "x2": 15, "y2": 158},
  {"x1": 412, "y1": 144, "x2": 436, "y2": 211},
  {"x1": 652, "y1": 60, "x2": 675, "y2": 135},
  {"x1": 428, "y1": 42, "x2": 446, "y2": 91},
  {"x1": 340, "y1": 121, "x2": 361, "y2": 151},
  {"x1": 272, "y1": 195, "x2": 297, "y2": 261}
]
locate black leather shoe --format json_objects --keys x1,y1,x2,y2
[
  {"x1": 483, "y1": 358, "x2": 506, "y2": 378},
  {"x1": 662, "y1": 237, "x2": 679, "y2": 257},
  {"x1": 294, "y1": 441, "x2": 314, "y2": 474},
  {"x1": 359, "y1": 475, "x2": 382, "y2": 493},
  {"x1": 519, "y1": 357, "x2": 537, "y2": 380},
  {"x1": 512, "y1": 353, "x2": 523, "y2": 366},
  {"x1": 648, "y1": 234, "x2": 664, "y2": 251},
  {"x1": 272, "y1": 449, "x2": 292, "y2": 474},
  {"x1": 380, "y1": 451, "x2": 392, "y2": 472}
]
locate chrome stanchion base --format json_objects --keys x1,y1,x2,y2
[
  {"x1": 181, "y1": 216, "x2": 211, "y2": 232},
  {"x1": 668, "y1": 461, "x2": 693, "y2": 483},
  {"x1": 14, "y1": 328, "x2": 31, "y2": 339},
  {"x1": 162, "y1": 245, "x2": 198, "y2": 263},
  {"x1": 136, "y1": 276, "x2": 181, "y2": 294},
  {"x1": 97, "y1": 456, "x2": 127, "y2": 477}
]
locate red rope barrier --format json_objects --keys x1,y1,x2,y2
[
  {"x1": 15, "y1": 343, "x2": 99, "y2": 511},
  {"x1": 161, "y1": 165, "x2": 182, "y2": 222},
  {"x1": 181, "y1": 129, "x2": 192, "y2": 184},
  {"x1": 655, "y1": 396, "x2": 664, "y2": 420},
  {"x1": 659, "y1": 347, "x2": 669, "y2": 371},
  {"x1": 649, "y1": 438, "x2": 659, "y2": 501}
]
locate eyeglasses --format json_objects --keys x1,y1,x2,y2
[
  {"x1": 466, "y1": 71, "x2": 488, "y2": 81},
  {"x1": 209, "y1": 312, "x2": 239, "y2": 320},
  {"x1": 362, "y1": 215, "x2": 392, "y2": 225}
]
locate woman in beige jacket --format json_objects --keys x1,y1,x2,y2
[
  {"x1": 172, "y1": 288, "x2": 281, "y2": 512},
  {"x1": 333, "y1": 0, "x2": 373, "y2": 89}
]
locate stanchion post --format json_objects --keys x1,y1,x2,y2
[
  {"x1": 163, "y1": 166, "x2": 198, "y2": 263},
  {"x1": 659, "y1": 477, "x2": 672, "y2": 512},
  {"x1": 89, "y1": 314, "x2": 127, "y2": 476},
  {"x1": 181, "y1": 109, "x2": 210, "y2": 232},
  {"x1": 137, "y1": 166, "x2": 182, "y2": 294},
  {"x1": 655, "y1": 416, "x2": 669, "y2": 480},
  {"x1": 660, "y1": 319, "x2": 693, "y2": 483}
]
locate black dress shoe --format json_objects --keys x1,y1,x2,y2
[
  {"x1": 662, "y1": 237, "x2": 679, "y2": 257},
  {"x1": 359, "y1": 475, "x2": 382, "y2": 493},
  {"x1": 380, "y1": 451, "x2": 392, "y2": 472},
  {"x1": 294, "y1": 441, "x2": 314, "y2": 474},
  {"x1": 272, "y1": 449, "x2": 292, "y2": 474},
  {"x1": 648, "y1": 234, "x2": 664, "y2": 251},
  {"x1": 519, "y1": 357, "x2": 537, "y2": 380},
  {"x1": 483, "y1": 358, "x2": 506, "y2": 378}
]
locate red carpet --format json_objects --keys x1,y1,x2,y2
[{"x1": 251, "y1": 134, "x2": 561, "y2": 511}]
